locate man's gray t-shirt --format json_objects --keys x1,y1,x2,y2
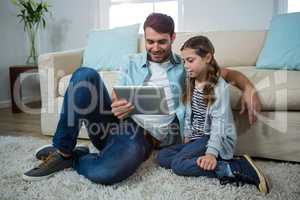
[{"x1": 131, "y1": 60, "x2": 176, "y2": 142}]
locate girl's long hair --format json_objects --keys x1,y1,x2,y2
[{"x1": 181, "y1": 36, "x2": 220, "y2": 106}]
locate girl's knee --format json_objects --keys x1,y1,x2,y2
[{"x1": 170, "y1": 157, "x2": 187, "y2": 176}]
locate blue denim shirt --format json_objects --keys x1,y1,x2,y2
[{"x1": 116, "y1": 52, "x2": 186, "y2": 140}]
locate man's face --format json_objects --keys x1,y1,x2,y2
[{"x1": 144, "y1": 27, "x2": 175, "y2": 63}]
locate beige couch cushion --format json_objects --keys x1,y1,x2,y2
[
  {"x1": 139, "y1": 31, "x2": 267, "y2": 67},
  {"x1": 58, "y1": 70, "x2": 120, "y2": 97},
  {"x1": 229, "y1": 66, "x2": 300, "y2": 111},
  {"x1": 58, "y1": 67, "x2": 300, "y2": 111}
]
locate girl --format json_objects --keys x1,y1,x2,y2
[{"x1": 157, "y1": 36, "x2": 269, "y2": 194}]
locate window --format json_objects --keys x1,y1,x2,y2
[
  {"x1": 109, "y1": 0, "x2": 179, "y2": 32},
  {"x1": 288, "y1": 0, "x2": 300, "y2": 13}
]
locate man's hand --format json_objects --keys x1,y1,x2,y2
[
  {"x1": 240, "y1": 86, "x2": 261, "y2": 125},
  {"x1": 220, "y1": 68, "x2": 262, "y2": 125},
  {"x1": 111, "y1": 99, "x2": 134, "y2": 119},
  {"x1": 196, "y1": 154, "x2": 217, "y2": 171},
  {"x1": 111, "y1": 90, "x2": 134, "y2": 120}
]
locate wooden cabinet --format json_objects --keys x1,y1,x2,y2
[{"x1": 9, "y1": 65, "x2": 38, "y2": 113}]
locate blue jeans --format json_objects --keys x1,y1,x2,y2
[
  {"x1": 157, "y1": 135, "x2": 231, "y2": 179},
  {"x1": 52, "y1": 67, "x2": 154, "y2": 185}
]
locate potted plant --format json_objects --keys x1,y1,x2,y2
[{"x1": 11, "y1": 0, "x2": 50, "y2": 65}]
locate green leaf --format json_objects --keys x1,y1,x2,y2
[
  {"x1": 12, "y1": 0, "x2": 50, "y2": 31},
  {"x1": 10, "y1": 0, "x2": 18, "y2": 6},
  {"x1": 43, "y1": 2, "x2": 49, "y2": 10},
  {"x1": 23, "y1": 1, "x2": 34, "y2": 16}
]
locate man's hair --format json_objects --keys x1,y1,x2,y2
[{"x1": 143, "y1": 13, "x2": 175, "y2": 36}]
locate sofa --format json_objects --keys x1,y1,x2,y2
[{"x1": 38, "y1": 31, "x2": 300, "y2": 162}]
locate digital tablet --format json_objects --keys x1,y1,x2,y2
[{"x1": 113, "y1": 86, "x2": 169, "y2": 115}]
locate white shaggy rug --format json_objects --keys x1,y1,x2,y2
[{"x1": 0, "y1": 136, "x2": 299, "y2": 200}]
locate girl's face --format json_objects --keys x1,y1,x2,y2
[{"x1": 181, "y1": 48, "x2": 212, "y2": 79}]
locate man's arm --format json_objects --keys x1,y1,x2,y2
[
  {"x1": 110, "y1": 56, "x2": 135, "y2": 119},
  {"x1": 220, "y1": 68, "x2": 261, "y2": 125}
]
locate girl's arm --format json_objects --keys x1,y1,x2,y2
[
  {"x1": 183, "y1": 105, "x2": 193, "y2": 143},
  {"x1": 206, "y1": 81, "x2": 236, "y2": 159},
  {"x1": 220, "y1": 68, "x2": 261, "y2": 125}
]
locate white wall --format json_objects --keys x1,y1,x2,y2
[
  {"x1": 0, "y1": 0, "x2": 28, "y2": 107},
  {"x1": 0, "y1": 0, "x2": 98, "y2": 107},
  {"x1": 39, "y1": 0, "x2": 98, "y2": 54},
  {"x1": 0, "y1": 0, "x2": 279, "y2": 108},
  {"x1": 182, "y1": 0, "x2": 275, "y2": 32}
]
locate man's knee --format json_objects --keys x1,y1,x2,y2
[{"x1": 72, "y1": 67, "x2": 101, "y2": 82}]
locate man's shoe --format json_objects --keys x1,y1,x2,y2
[
  {"x1": 220, "y1": 155, "x2": 269, "y2": 194},
  {"x1": 23, "y1": 151, "x2": 73, "y2": 181},
  {"x1": 35, "y1": 144, "x2": 89, "y2": 160}
]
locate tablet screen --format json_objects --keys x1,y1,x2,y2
[{"x1": 113, "y1": 86, "x2": 169, "y2": 115}]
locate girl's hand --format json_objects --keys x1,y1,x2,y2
[
  {"x1": 196, "y1": 154, "x2": 217, "y2": 171},
  {"x1": 184, "y1": 137, "x2": 189, "y2": 144}
]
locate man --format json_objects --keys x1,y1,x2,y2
[{"x1": 23, "y1": 13, "x2": 263, "y2": 186}]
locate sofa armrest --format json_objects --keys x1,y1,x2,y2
[{"x1": 38, "y1": 48, "x2": 84, "y2": 112}]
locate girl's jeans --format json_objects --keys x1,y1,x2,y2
[{"x1": 157, "y1": 135, "x2": 231, "y2": 178}]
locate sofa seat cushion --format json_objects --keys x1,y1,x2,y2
[
  {"x1": 228, "y1": 66, "x2": 300, "y2": 111},
  {"x1": 58, "y1": 67, "x2": 300, "y2": 111},
  {"x1": 58, "y1": 71, "x2": 120, "y2": 97}
]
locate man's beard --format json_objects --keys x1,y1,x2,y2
[{"x1": 147, "y1": 49, "x2": 172, "y2": 63}]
